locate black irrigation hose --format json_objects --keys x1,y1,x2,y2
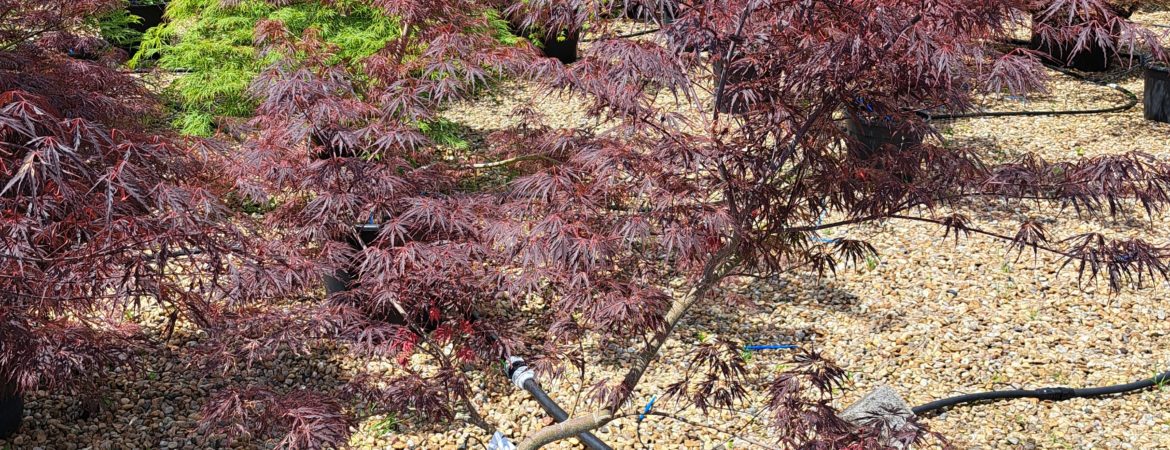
[
  {"x1": 913, "y1": 370, "x2": 1170, "y2": 415},
  {"x1": 471, "y1": 308, "x2": 613, "y2": 448},
  {"x1": 576, "y1": 32, "x2": 1139, "y2": 119},
  {"x1": 506, "y1": 358, "x2": 614, "y2": 450},
  {"x1": 920, "y1": 82, "x2": 1137, "y2": 120},
  {"x1": 523, "y1": 379, "x2": 614, "y2": 450},
  {"x1": 920, "y1": 42, "x2": 1141, "y2": 120}
]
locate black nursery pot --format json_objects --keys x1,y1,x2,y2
[
  {"x1": 506, "y1": 17, "x2": 579, "y2": 65},
  {"x1": 128, "y1": 1, "x2": 167, "y2": 33},
  {"x1": 322, "y1": 223, "x2": 382, "y2": 296},
  {"x1": 1144, "y1": 63, "x2": 1170, "y2": 123},
  {"x1": 322, "y1": 223, "x2": 411, "y2": 327},
  {"x1": 123, "y1": 1, "x2": 168, "y2": 55},
  {"x1": 842, "y1": 114, "x2": 923, "y2": 161},
  {"x1": 1030, "y1": 15, "x2": 1111, "y2": 72},
  {"x1": 539, "y1": 32, "x2": 580, "y2": 65},
  {"x1": 663, "y1": 16, "x2": 710, "y2": 55},
  {"x1": 0, "y1": 380, "x2": 23, "y2": 440}
]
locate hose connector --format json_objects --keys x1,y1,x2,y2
[{"x1": 506, "y1": 356, "x2": 535, "y2": 390}]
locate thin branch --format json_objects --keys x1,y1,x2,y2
[
  {"x1": 468, "y1": 154, "x2": 561, "y2": 169},
  {"x1": 419, "y1": 154, "x2": 561, "y2": 171},
  {"x1": 888, "y1": 214, "x2": 1073, "y2": 257}
]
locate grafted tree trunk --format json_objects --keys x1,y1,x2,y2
[{"x1": 516, "y1": 238, "x2": 740, "y2": 450}]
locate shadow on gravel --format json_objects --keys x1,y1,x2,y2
[
  {"x1": 0, "y1": 335, "x2": 355, "y2": 449},
  {"x1": 671, "y1": 274, "x2": 867, "y2": 351}
]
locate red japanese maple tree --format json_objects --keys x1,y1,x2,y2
[
  {"x1": 0, "y1": 0, "x2": 267, "y2": 418},
  {"x1": 6, "y1": 0, "x2": 1167, "y2": 448},
  {"x1": 503, "y1": 1, "x2": 1168, "y2": 448}
]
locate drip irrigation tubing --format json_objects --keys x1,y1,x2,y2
[
  {"x1": 919, "y1": 42, "x2": 1141, "y2": 120},
  {"x1": 465, "y1": 308, "x2": 612, "y2": 449},
  {"x1": 913, "y1": 370, "x2": 1170, "y2": 415},
  {"x1": 506, "y1": 357, "x2": 613, "y2": 450},
  {"x1": 574, "y1": 32, "x2": 1138, "y2": 119}
]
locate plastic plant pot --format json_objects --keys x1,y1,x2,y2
[
  {"x1": 0, "y1": 381, "x2": 22, "y2": 440},
  {"x1": 505, "y1": 15, "x2": 579, "y2": 65},
  {"x1": 322, "y1": 223, "x2": 383, "y2": 297},
  {"x1": 540, "y1": 32, "x2": 579, "y2": 65},
  {"x1": 842, "y1": 113, "x2": 923, "y2": 161},
  {"x1": 843, "y1": 113, "x2": 922, "y2": 183},
  {"x1": 663, "y1": 17, "x2": 711, "y2": 55},
  {"x1": 323, "y1": 223, "x2": 420, "y2": 328},
  {"x1": 1144, "y1": 62, "x2": 1170, "y2": 123},
  {"x1": 1030, "y1": 15, "x2": 1111, "y2": 72},
  {"x1": 128, "y1": 1, "x2": 167, "y2": 32},
  {"x1": 123, "y1": 1, "x2": 168, "y2": 55}
]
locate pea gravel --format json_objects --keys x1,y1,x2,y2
[{"x1": 4, "y1": 14, "x2": 1170, "y2": 450}]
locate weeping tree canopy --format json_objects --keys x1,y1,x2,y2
[
  {"x1": 197, "y1": 0, "x2": 1170, "y2": 448},
  {"x1": 0, "y1": 0, "x2": 268, "y2": 397},
  {"x1": 3, "y1": 0, "x2": 1169, "y2": 448}
]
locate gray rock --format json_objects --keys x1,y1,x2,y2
[
  {"x1": 839, "y1": 385, "x2": 916, "y2": 449},
  {"x1": 839, "y1": 386, "x2": 912, "y2": 423}
]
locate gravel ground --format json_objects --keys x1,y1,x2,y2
[{"x1": 4, "y1": 14, "x2": 1170, "y2": 450}]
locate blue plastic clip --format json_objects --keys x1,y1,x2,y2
[
  {"x1": 809, "y1": 209, "x2": 839, "y2": 244},
  {"x1": 637, "y1": 395, "x2": 657, "y2": 422},
  {"x1": 744, "y1": 344, "x2": 799, "y2": 351}
]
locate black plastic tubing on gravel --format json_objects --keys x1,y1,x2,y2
[{"x1": 914, "y1": 371, "x2": 1170, "y2": 415}]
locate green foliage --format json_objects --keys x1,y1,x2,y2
[
  {"x1": 486, "y1": 9, "x2": 524, "y2": 47},
  {"x1": 368, "y1": 414, "x2": 399, "y2": 436},
  {"x1": 96, "y1": 7, "x2": 144, "y2": 48},
  {"x1": 133, "y1": 0, "x2": 400, "y2": 136},
  {"x1": 418, "y1": 118, "x2": 471, "y2": 151}
]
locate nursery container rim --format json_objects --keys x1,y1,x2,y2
[{"x1": 1146, "y1": 61, "x2": 1170, "y2": 73}]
